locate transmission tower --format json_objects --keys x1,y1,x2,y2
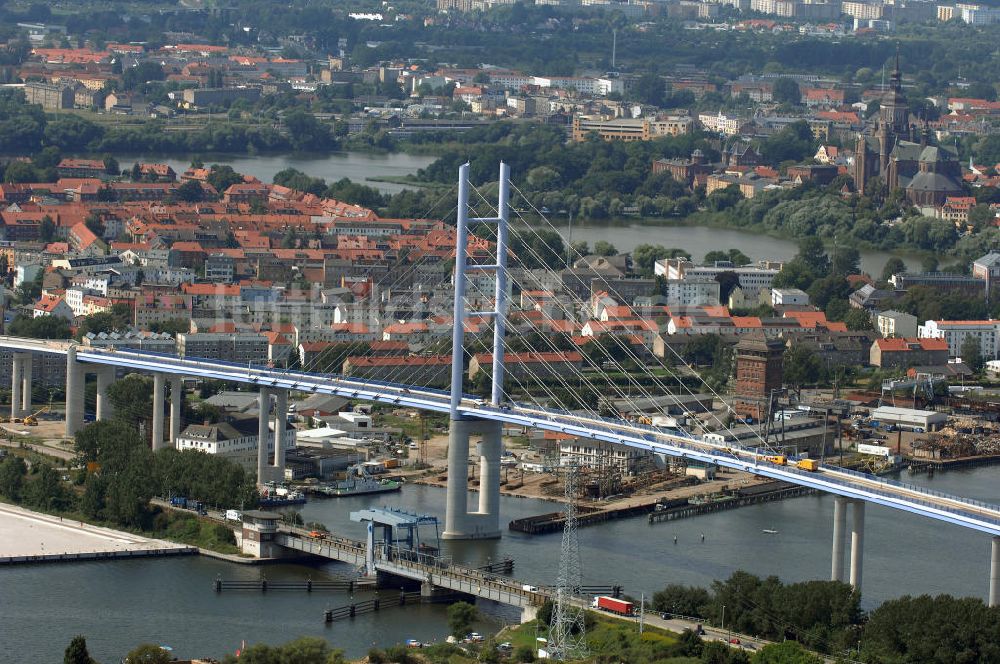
[{"x1": 546, "y1": 462, "x2": 588, "y2": 661}]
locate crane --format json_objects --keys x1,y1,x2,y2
[{"x1": 24, "y1": 405, "x2": 49, "y2": 426}]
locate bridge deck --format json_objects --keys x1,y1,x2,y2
[
  {"x1": 274, "y1": 530, "x2": 541, "y2": 608},
  {"x1": 3, "y1": 336, "x2": 1000, "y2": 537}
]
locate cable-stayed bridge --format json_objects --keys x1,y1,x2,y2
[{"x1": 3, "y1": 162, "x2": 1000, "y2": 605}]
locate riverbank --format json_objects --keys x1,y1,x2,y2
[{"x1": 0, "y1": 502, "x2": 195, "y2": 564}]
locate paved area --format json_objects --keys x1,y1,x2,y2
[{"x1": 0, "y1": 503, "x2": 189, "y2": 559}]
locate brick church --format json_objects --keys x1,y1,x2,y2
[{"x1": 853, "y1": 54, "x2": 964, "y2": 208}]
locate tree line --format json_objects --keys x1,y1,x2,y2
[{"x1": 653, "y1": 570, "x2": 1000, "y2": 663}]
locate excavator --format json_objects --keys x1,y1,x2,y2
[{"x1": 24, "y1": 406, "x2": 49, "y2": 426}]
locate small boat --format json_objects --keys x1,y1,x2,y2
[{"x1": 762, "y1": 529, "x2": 779, "y2": 535}]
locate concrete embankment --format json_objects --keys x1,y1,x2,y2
[{"x1": 0, "y1": 503, "x2": 196, "y2": 565}]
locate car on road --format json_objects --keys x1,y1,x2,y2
[{"x1": 729, "y1": 637, "x2": 741, "y2": 645}]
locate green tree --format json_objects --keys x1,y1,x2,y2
[
  {"x1": 593, "y1": 240, "x2": 617, "y2": 256},
  {"x1": 124, "y1": 644, "x2": 171, "y2": 664},
  {"x1": 784, "y1": 344, "x2": 823, "y2": 396},
  {"x1": 861, "y1": 594, "x2": 1000, "y2": 663},
  {"x1": 64, "y1": 635, "x2": 96, "y2": 664},
  {"x1": 751, "y1": 641, "x2": 822, "y2": 664},
  {"x1": 633, "y1": 73, "x2": 666, "y2": 107},
  {"x1": 8, "y1": 314, "x2": 72, "y2": 339},
  {"x1": 772, "y1": 78, "x2": 801, "y2": 105},
  {"x1": 652, "y1": 583, "x2": 711, "y2": 617},
  {"x1": 881, "y1": 257, "x2": 906, "y2": 282},
  {"x1": 842, "y1": 308, "x2": 873, "y2": 331},
  {"x1": 683, "y1": 334, "x2": 722, "y2": 366},
  {"x1": 105, "y1": 374, "x2": 155, "y2": 431},
  {"x1": 447, "y1": 601, "x2": 479, "y2": 638},
  {"x1": 206, "y1": 165, "x2": 243, "y2": 194},
  {"x1": 633, "y1": 243, "x2": 673, "y2": 277},
  {"x1": 175, "y1": 179, "x2": 205, "y2": 202},
  {"x1": 26, "y1": 462, "x2": 72, "y2": 511},
  {"x1": 40, "y1": 215, "x2": 56, "y2": 243},
  {"x1": 961, "y1": 335, "x2": 984, "y2": 372},
  {"x1": 0, "y1": 454, "x2": 27, "y2": 500},
  {"x1": 830, "y1": 246, "x2": 861, "y2": 277}
]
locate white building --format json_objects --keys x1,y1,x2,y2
[
  {"x1": 771, "y1": 288, "x2": 809, "y2": 307},
  {"x1": 559, "y1": 438, "x2": 652, "y2": 476},
  {"x1": 175, "y1": 417, "x2": 297, "y2": 474},
  {"x1": 918, "y1": 319, "x2": 1000, "y2": 359},
  {"x1": 655, "y1": 258, "x2": 781, "y2": 298},
  {"x1": 661, "y1": 278, "x2": 721, "y2": 307}
]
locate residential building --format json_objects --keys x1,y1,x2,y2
[
  {"x1": 24, "y1": 82, "x2": 75, "y2": 110},
  {"x1": 571, "y1": 115, "x2": 693, "y2": 142},
  {"x1": 876, "y1": 310, "x2": 917, "y2": 338},
  {"x1": 656, "y1": 258, "x2": 780, "y2": 298},
  {"x1": 918, "y1": 319, "x2": 1000, "y2": 359},
  {"x1": 176, "y1": 332, "x2": 268, "y2": 363},
  {"x1": 468, "y1": 351, "x2": 584, "y2": 383},
  {"x1": 175, "y1": 416, "x2": 296, "y2": 475},
  {"x1": 869, "y1": 337, "x2": 950, "y2": 368}
]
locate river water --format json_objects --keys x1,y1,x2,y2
[
  {"x1": 2, "y1": 466, "x2": 997, "y2": 663},
  {"x1": 107, "y1": 151, "x2": 437, "y2": 195},
  {"x1": 540, "y1": 220, "x2": 922, "y2": 277},
  {"x1": 97, "y1": 151, "x2": 920, "y2": 275}
]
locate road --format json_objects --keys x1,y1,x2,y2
[{"x1": 3, "y1": 336, "x2": 1000, "y2": 537}]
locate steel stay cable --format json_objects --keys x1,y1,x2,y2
[
  {"x1": 507, "y1": 181, "x2": 782, "y2": 454},
  {"x1": 468, "y1": 183, "x2": 680, "y2": 430}
]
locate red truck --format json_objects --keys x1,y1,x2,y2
[{"x1": 591, "y1": 596, "x2": 634, "y2": 616}]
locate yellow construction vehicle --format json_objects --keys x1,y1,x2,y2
[
  {"x1": 24, "y1": 406, "x2": 49, "y2": 426},
  {"x1": 796, "y1": 458, "x2": 820, "y2": 472},
  {"x1": 765, "y1": 455, "x2": 787, "y2": 466}
]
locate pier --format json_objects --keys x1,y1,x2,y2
[{"x1": 647, "y1": 481, "x2": 816, "y2": 524}]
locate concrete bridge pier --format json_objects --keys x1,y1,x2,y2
[
  {"x1": 169, "y1": 375, "x2": 183, "y2": 448},
  {"x1": 151, "y1": 373, "x2": 166, "y2": 451},
  {"x1": 443, "y1": 418, "x2": 502, "y2": 540},
  {"x1": 257, "y1": 388, "x2": 274, "y2": 485},
  {"x1": 64, "y1": 346, "x2": 85, "y2": 436},
  {"x1": 95, "y1": 366, "x2": 116, "y2": 421},
  {"x1": 520, "y1": 604, "x2": 540, "y2": 624},
  {"x1": 990, "y1": 536, "x2": 1000, "y2": 607},
  {"x1": 850, "y1": 499, "x2": 865, "y2": 591},
  {"x1": 10, "y1": 351, "x2": 30, "y2": 419},
  {"x1": 831, "y1": 496, "x2": 847, "y2": 582},
  {"x1": 273, "y1": 388, "x2": 287, "y2": 480}
]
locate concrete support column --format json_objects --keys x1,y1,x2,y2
[
  {"x1": 273, "y1": 389, "x2": 287, "y2": 480},
  {"x1": 95, "y1": 367, "x2": 115, "y2": 421},
  {"x1": 831, "y1": 496, "x2": 847, "y2": 582},
  {"x1": 443, "y1": 418, "x2": 471, "y2": 539},
  {"x1": 20, "y1": 353, "x2": 32, "y2": 416},
  {"x1": 257, "y1": 388, "x2": 273, "y2": 485},
  {"x1": 849, "y1": 499, "x2": 865, "y2": 591},
  {"x1": 990, "y1": 536, "x2": 1000, "y2": 608},
  {"x1": 64, "y1": 346, "x2": 84, "y2": 436},
  {"x1": 151, "y1": 373, "x2": 165, "y2": 451},
  {"x1": 169, "y1": 375, "x2": 183, "y2": 447},
  {"x1": 444, "y1": 418, "x2": 501, "y2": 540},
  {"x1": 10, "y1": 353, "x2": 25, "y2": 419},
  {"x1": 476, "y1": 421, "x2": 502, "y2": 526}
]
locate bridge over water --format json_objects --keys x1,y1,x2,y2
[{"x1": 4, "y1": 162, "x2": 1000, "y2": 605}]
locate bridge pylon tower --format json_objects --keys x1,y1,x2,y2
[{"x1": 442, "y1": 162, "x2": 510, "y2": 540}]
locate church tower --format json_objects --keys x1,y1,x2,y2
[{"x1": 879, "y1": 50, "x2": 909, "y2": 140}]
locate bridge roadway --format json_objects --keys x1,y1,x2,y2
[
  {"x1": 4, "y1": 335, "x2": 1000, "y2": 539},
  {"x1": 274, "y1": 525, "x2": 543, "y2": 614}
]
